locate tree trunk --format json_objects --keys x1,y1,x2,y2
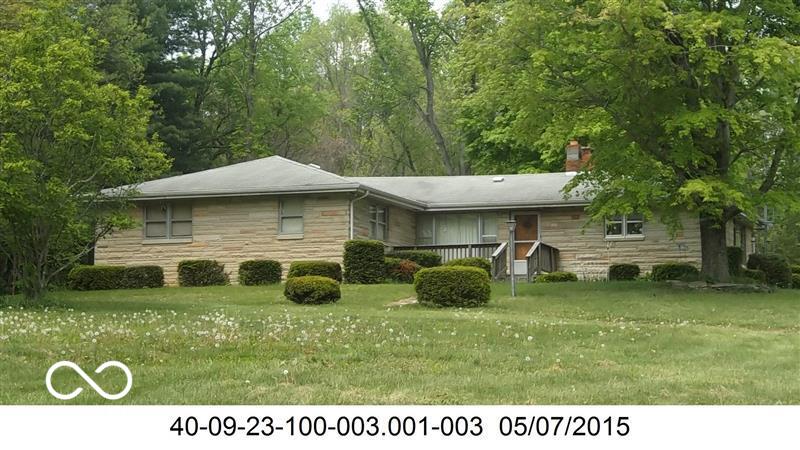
[{"x1": 699, "y1": 213, "x2": 731, "y2": 282}]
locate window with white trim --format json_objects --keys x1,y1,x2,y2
[
  {"x1": 605, "y1": 213, "x2": 644, "y2": 239},
  {"x1": 369, "y1": 205, "x2": 388, "y2": 240},
  {"x1": 144, "y1": 203, "x2": 192, "y2": 239},
  {"x1": 279, "y1": 198, "x2": 304, "y2": 234}
]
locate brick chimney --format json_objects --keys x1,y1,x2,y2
[{"x1": 565, "y1": 139, "x2": 592, "y2": 171}]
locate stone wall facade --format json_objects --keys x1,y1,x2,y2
[
  {"x1": 95, "y1": 194, "x2": 351, "y2": 285},
  {"x1": 352, "y1": 198, "x2": 416, "y2": 246}
]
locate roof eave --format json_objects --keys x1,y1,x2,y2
[
  {"x1": 126, "y1": 184, "x2": 361, "y2": 201},
  {"x1": 423, "y1": 200, "x2": 591, "y2": 212}
]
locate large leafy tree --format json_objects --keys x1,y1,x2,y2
[
  {"x1": 461, "y1": 0, "x2": 800, "y2": 281},
  {"x1": 0, "y1": 3, "x2": 169, "y2": 300}
]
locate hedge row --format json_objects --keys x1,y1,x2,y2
[{"x1": 68, "y1": 265, "x2": 163, "y2": 290}]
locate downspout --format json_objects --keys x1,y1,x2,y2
[{"x1": 349, "y1": 190, "x2": 370, "y2": 239}]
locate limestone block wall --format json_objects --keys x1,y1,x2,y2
[{"x1": 95, "y1": 194, "x2": 351, "y2": 285}]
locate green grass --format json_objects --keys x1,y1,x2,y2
[{"x1": 1, "y1": 281, "x2": 798, "y2": 404}]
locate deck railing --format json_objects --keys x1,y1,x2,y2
[
  {"x1": 390, "y1": 242, "x2": 508, "y2": 280},
  {"x1": 490, "y1": 242, "x2": 508, "y2": 281},
  {"x1": 525, "y1": 240, "x2": 560, "y2": 281},
  {"x1": 390, "y1": 242, "x2": 501, "y2": 262}
]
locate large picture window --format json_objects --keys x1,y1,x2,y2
[
  {"x1": 605, "y1": 213, "x2": 644, "y2": 239},
  {"x1": 279, "y1": 198, "x2": 304, "y2": 234},
  {"x1": 416, "y1": 213, "x2": 498, "y2": 245},
  {"x1": 369, "y1": 205, "x2": 388, "y2": 240},
  {"x1": 144, "y1": 203, "x2": 192, "y2": 239}
]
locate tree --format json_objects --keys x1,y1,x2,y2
[
  {"x1": 357, "y1": 0, "x2": 464, "y2": 174},
  {"x1": 0, "y1": 3, "x2": 169, "y2": 300},
  {"x1": 460, "y1": 0, "x2": 800, "y2": 281}
]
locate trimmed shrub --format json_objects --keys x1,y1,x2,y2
[
  {"x1": 536, "y1": 271, "x2": 578, "y2": 283},
  {"x1": 68, "y1": 265, "x2": 125, "y2": 290},
  {"x1": 385, "y1": 257, "x2": 422, "y2": 283},
  {"x1": 287, "y1": 261, "x2": 342, "y2": 282},
  {"x1": 284, "y1": 276, "x2": 341, "y2": 304},
  {"x1": 444, "y1": 257, "x2": 491, "y2": 276},
  {"x1": 239, "y1": 260, "x2": 282, "y2": 285},
  {"x1": 385, "y1": 250, "x2": 441, "y2": 268},
  {"x1": 727, "y1": 246, "x2": 744, "y2": 276},
  {"x1": 414, "y1": 266, "x2": 490, "y2": 307},
  {"x1": 651, "y1": 263, "x2": 700, "y2": 282},
  {"x1": 741, "y1": 268, "x2": 767, "y2": 283},
  {"x1": 343, "y1": 240, "x2": 385, "y2": 284},
  {"x1": 178, "y1": 260, "x2": 229, "y2": 287},
  {"x1": 791, "y1": 264, "x2": 800, "y2": 274},
  {"x1": 792, "y1": 273, "x2": 800, "y2": 289},
  {"x1": 68, "y1": 265, "x2": 163, "y2": 290},
  {"x1": 747, "y1": 254, "x2": 792, "y2": 287},
  {"x1": 120, "y1": 266, "x2": 164, "y2": 288},
  {"x1": 608, "y1": 263, "x2": 640, "y2": 281}
]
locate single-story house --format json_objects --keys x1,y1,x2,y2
[{"x1": 96, "y1": 142, "x2": 755, "y2": 284}]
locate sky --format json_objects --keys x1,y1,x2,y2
[{"x1": 310, "y1": 0, "x2": 449, "y2": 19}]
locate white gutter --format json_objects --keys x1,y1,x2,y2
[{"x1": 349, "y1": 190, "x2": 370, "y2": 239}]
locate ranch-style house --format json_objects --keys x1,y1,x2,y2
[{"x1": 96, "y1": 142, "x2": 755, "y2": 285}]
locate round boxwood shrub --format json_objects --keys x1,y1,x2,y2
[
  {"x1": 792, "y1": 273, "x2": 800, "y2": 289},
  {"x1": 444, "y1": 257, "x2": 491, "y2": 276},
  {"x1": 608, "y1": 263, "x2": 640, "y2": 281},
  {"x1": 120, "y1": 266, "x2": 164, "y2": 288},
  {"x1": 727, "y1": 247, "x2": 744, "y2": 276},
  {"x1": 741, "y1": 268, "x2": 767, "y2": 283},
  {"x1": 385, "y1": 250, "x2": 441, "y2": 268},
  {"x1": 651, "y1": 263, "x2": 700, "y2": 282},
  {"x1": 385, "y1": 257, "x2": 422, "y2": 283},
  {"x1": 343, "y1": 240, "x2": 385, "y2": 284},
  {"x1": 414, "y1": 266, "x2": 490, "y2": 307},
  {"x1": 536, "y1": 271, "x2": 578, "y2": 283},
  {"x1": 791, "y1": 264, "x2": 800, "y2": 274},
  {"x1": 178, "y1": 260, "x2": 229, "y2": 287},
  {"x1": 287, "y1": 260, "x2": 342, "y2": 282},
  {"x1": 68, "y1": 265, "x2": 125, "y2": 290},
  {"x1": 284, "y1": 275, "x2": 341, "y2": 304},
  {"x1": 239, "y1": 260, "x2": 282, "y2": 285},
  {"x1": 746, "y1": 253, "x2": 792, "y2": 287}
]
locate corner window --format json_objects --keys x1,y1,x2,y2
[
  {"x1": 279, "y1": 198, "x2": 304, "y2": 234},
  {"x1": 369, "y1": 205, "x2": 388, "y2": 240},
  {"x1": 144, "y1": 203, "x2": 192, "y2": 239},
  {"x1": 605, "y1": 214, "x2": 644, "y2": 239}
]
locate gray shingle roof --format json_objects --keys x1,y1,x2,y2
[
  {"x1": 110, "y1": 155, "x2": 589, "y2": 209},
  {"x1": 109, "y1": 156, "x2": 359, "y2": 199},
  {"x1": 350, "y1": 173, "x2": 589, "y2": 210}
]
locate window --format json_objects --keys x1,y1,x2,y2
[
  {"x1": 605, "y1": 213, "x2": 644, "y2": 239},
  {"x1": 144, "y1": 203, "x2": 192, "y2": 239},
  {"x1": 481, "y1": 214, "x2": 498, "y2": 243},
  {"x1": 415, "y1": 213, "x2": 498, "y2": 245},
  {"x1": 369, "y1": 205, "x2": 388, "y2": 240},
  {"x1": 279, "y1": 198, "x2": 304, "y2": 234}
]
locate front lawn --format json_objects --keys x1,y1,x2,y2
[{"x1": 1, "y1": 282, "x2": 797, "y2": 404}]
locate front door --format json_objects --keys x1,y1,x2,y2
[{"x1": 514, "y1": 214, "x2": 539, "y2": 259}]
